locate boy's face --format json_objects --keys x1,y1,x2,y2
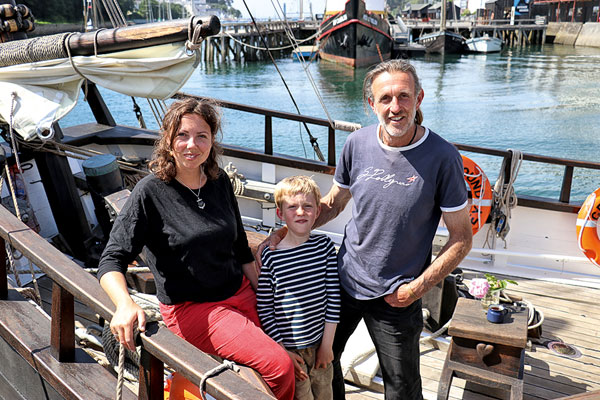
[{"x1": 276, "y1": 192, "x2": 320, "y2": 237}]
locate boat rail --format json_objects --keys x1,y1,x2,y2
[
  {"x1": 0, "y1": 205, "x2": 274, "y2": 399},
  {"x1": 176, "y1": 93, "x2": 600, "y2": 214}
]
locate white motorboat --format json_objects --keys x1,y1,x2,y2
[{"x1": 465, "y1": 35, "x2": 503, "y2": 53}]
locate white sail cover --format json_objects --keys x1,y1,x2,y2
[{"x1": 0, "y1": 41, "x2": 198, "y2": 141}]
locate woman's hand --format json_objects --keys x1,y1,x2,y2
[
  {"x1": 111, "y1": 299, "x2": 146, "y2": 351},
  {"x1": 286, "y1": 349, "x2": 308, "y2": 381},
  {"x1": 315, "y1": 343, "x2": 334, "y2": 369},
  {"x1": 100, "y1": 271, "x2": 146, "y2": 351}
]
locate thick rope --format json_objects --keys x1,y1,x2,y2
[
  {"x1": 199, "y1": 360, "x2": 240, "y2": 400},
  {"x1": 0, "y1": 33, "x2": 69, "y2": 67}
]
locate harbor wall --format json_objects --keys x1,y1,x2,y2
[
  {"x1": 575, "y1": 22, "x2": 600, "y2": 48},
  {"x1": 553, "y1": 22, "x2": 583, "y2": 45}
]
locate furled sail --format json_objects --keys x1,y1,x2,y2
[{"x1": 0, "y1": 17, "x2": 220, "y2": 141}]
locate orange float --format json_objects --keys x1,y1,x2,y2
[
  {"x1": 165, "y1": 372, "x2": 203, "y2": 400},
  {"x1": 461, "y1": 155, "x2": 493, "y2": 235},
  {"x1": 576, "y1": 188, "x2": 600, "y2": 267}
]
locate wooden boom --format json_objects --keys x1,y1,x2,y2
[{"x1": 67, "y1": 15, "x2": 221, "y2": 56}]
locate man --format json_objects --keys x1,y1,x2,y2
[{"x1": 261, "y1": 60, "x2": 472, "y2": 400}]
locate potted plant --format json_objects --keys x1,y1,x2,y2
[{"x1": 469, "y1": 273, "x2": 518, "y2": 310}]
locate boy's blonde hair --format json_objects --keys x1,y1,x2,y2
[{"x1": 274, "y1": 175, "x2": 321, "y2": 210}]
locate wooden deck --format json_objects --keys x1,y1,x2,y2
[
  {"x1": 29, "y1": 270, "x2": 600, "y2": 399},
  {"x1": 344, "y1": 270, "x2": 600, "y2": 400}
]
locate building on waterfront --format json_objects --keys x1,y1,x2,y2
[
  {"x1": 427, "y1": 2, "x2": 462, "y2": 20},
  {"x1": 402, "y1": 3, "x2": 431, "y2": 19},
  {"x1": 531, "y1": 0, "x2": 600, "y2": 22}
]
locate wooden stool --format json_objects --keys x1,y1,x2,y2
[{"x1": 437, "y1": 297, "x2": 528, "y2": 400}]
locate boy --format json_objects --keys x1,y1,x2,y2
[{"x1": 257, "y1": 175, "x2": 340, "y2": 400}]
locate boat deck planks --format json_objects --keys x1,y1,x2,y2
[
  {"x1": 345, "y1": 270, "x2": 600, "y2": 399},
  {"x1": 24, "y1": 270, "x2": 600, "y2": 399}
]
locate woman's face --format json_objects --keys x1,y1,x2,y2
[{"x1": 171, "y1": 113, "x2": 213, "y2": 175}]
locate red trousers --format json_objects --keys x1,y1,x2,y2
[{"x1": 160, "y1": 277, "x2": 295, "y2": 400}]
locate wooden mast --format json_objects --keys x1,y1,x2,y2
[{"x1": 441, "y1": 0, "x2": 447, "y2": 32}]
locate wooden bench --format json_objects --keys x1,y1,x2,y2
[
  {"x1": 0, "y1": 285, "x2": 136, "y2": 400},
  {"x1": 437, "y1": 297, "x2": 528, "y2": 400}
]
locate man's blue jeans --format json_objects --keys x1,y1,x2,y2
[{"x1": 332, "y1": 287, "x2": 424, "y2": 400}]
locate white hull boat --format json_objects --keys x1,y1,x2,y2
[{"x1": 465, "y1": 35, "x2": 503, "y2": 53}]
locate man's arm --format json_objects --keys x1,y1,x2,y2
[
  {"x1": 255, "y1": 183, "x2": 352, "y2": 264},
  {"x1": 314, "y1": 184, "x2": 352, "y2": 229},
  {"x1": 385, "y1": 206, "x2": 472, "y2": 307}
]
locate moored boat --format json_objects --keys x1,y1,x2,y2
[
  {"x1": 416, "y1": 0, "x2": 465, "y2": 54},
  {"x1": 317, "y1": 0, "x2": 392, "y2": 68},
  {"x1": 417, "y1": 30, "x2": 465, "y2": 54},
  {"x1": 465, "y1": 35, "x2": 503, "y2": 53}
]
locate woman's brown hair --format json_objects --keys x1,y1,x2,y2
[{"x1": 149, "y1": 97, "x2": 223, "y2": 182}]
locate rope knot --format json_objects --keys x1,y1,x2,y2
[{"x1": 186, "y1": 17, "x2": 205, "y2": 53}]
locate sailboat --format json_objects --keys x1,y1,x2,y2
[
  {"x1": 416, "y1": 0, "x2": 464, "y2": 54},
  {"x1": 317, "y1": 0, "x2": 392, "y2": 68}
]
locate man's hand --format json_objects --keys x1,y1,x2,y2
[
  {"x1": 254, "y1": 227, "x2": 287, "y2": 267},
  {"x1": 384, "y1": 283, "x2": 417, "y2": 308}
]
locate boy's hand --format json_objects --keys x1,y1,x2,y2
[
  {"x1": 255, "y1": 226, "x2": 287, "y2": 267},
  {"x1": 315, "y1": 343, "x2": 334, "y2": 369},
  {"x1": 286, "y1": 350, "x2": 309, "y2": 381}
]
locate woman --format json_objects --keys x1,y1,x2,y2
[{"x1": 97, "y1": 98, "x2": 295, "y2": 400}]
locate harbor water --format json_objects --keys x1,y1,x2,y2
[{"x1": 63, "y1": 43, "x2": 600, "y2": 202}]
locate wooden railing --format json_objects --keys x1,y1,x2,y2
[
  {"x1": 173, "y1": 94, "x2": 600, "y2": 213},
  {"x1": 0, "y1": 205, "x2": 274, "y2": 400}
]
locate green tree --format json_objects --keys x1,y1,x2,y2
[{"x1": 21, "y1": 0, "x2": 82, "y2": 23}]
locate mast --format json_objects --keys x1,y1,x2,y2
[{"x1": 441, "y1": 0, "x2": 447, "y2": 32}]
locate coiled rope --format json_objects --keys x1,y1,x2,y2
[
  {"x1": 485, "y1": 149, "x2": 523, "y2": 247},
  {"x1": 224, "y1": 162, "x2": 245, "y2": 196}
]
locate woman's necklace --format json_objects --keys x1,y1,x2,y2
[{"x1": 181, "y1": 175, "x2": 206, "y2": 210}]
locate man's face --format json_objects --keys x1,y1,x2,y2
[{"x1": 368, "y1": 71, "x2": 424, "y2": 138}]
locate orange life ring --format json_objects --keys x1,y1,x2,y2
[
  {"x1": 576, "y1": 188, "x2": 600, "y2": 267},
  {"x1": 461, "y1": 155, "x2": 492, "y2": 235}
]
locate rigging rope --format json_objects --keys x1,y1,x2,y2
[
  {"x1": 223, "y1": 29, "x2": 319, "y2": 51},
  {"x1": 270, "y1": 0, "x2": 337, "y2": 131},
  {"x1": 241, "y1": 0, "x2": 324, "y2": 162}
]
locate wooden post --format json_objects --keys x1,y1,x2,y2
[
  {"x1": 265, "y1": 116, "x2": 273, "y2": 155},
  {"x1": 560, "y1": 166, "x2": 574, "y2": 203},
  {"x1": 542, "y1": 28, "x2": 546, "y2": 44},
  {"x1": 221, "y1": 35, "x2": 228, "y2": 61},
  {"x1": 50, "y1": 282, "x2": 75, "y2": 362},
  {"x1": 139, "y1": 347, "x2": 164, "y2": 400},
  {"x1": 0, "y1": 237, "x2": 6, "y2": 299},
  {"x1": 328, "y1": 127, "x2": 336, "y2": 166}
]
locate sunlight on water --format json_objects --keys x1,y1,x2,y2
[{"x1": 61, "y1": 44, "x2": 600, "y2": 202}]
